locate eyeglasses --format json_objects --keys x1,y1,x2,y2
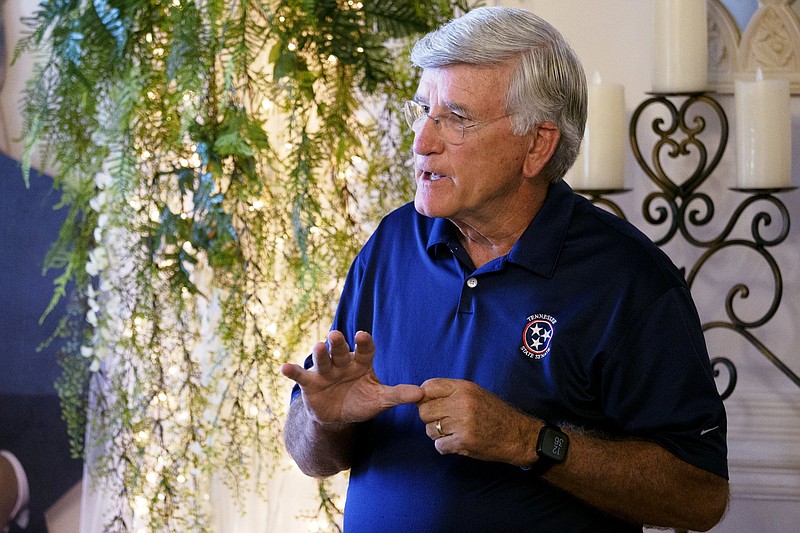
[{"x1": 403, "y1": 100, "x2": 513, "y2": 145}]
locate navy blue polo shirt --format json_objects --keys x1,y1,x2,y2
[{"x1": 294, "y1": 180, "x2": 727, "y2": 532}]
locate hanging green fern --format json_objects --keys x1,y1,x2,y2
[{"x1": 18, "y1": 0, "x2": 471, "y2": 531}]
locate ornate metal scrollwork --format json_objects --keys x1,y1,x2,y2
[
  {"x1": 631, "y1": 94, "x2": 729, "y2": 245},
  {"x1": 581, "y1": 93, "x2": 797, "y2": 400}
]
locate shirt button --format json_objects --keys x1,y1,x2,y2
[{"x1": 466, "y1": 277, "x2": 478, "y2": 288}]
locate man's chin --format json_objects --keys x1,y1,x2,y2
[{"x1": 413, "y1": 198, "x2": 443, "y2": 219}]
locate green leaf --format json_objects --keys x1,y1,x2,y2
[
  {"x1": 273, "y1": 49, "x2": 298, "y2": 81},
  {"x1": 267, "y1": 42, "x2": 282, "y2": 65},
  {"x1": 91, "y1": 0, "x2": 126, "y2": 55},
  {"x1": 213, "y1": 130, "x2": 254, "y2": 158}
]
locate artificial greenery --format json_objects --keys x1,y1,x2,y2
[{"x1": 17, "y1": 0, "x2": 470, "y2": 531}]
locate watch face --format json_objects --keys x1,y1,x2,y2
[{"x1": 538, "y1": 427, "x2": 568, "y2": 462}]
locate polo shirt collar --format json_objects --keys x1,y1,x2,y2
[
  {"x1": 425, "y1": 180, "x2": 576, "y2": 278},
  {"x1": 508, "y1": 179, "x2": 574, "y2": 278}
]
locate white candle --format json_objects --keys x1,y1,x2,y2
[
  {"x1": 735, "y1": 70, "x2": 792, "y2": 189},
  {"x1": 569, "y1": 72, "x2": 626, "y2": 190},
  {"x1": 652, "y1": 0, "x2": 708, "y2": 93}
]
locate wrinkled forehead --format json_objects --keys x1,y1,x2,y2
[{"x1": 415, "y1": 63, "x2": 513, "y2": 116}]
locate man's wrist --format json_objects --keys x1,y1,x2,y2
[
  {"x1": 299, "y1": 397, "x2": 355, "y2": 434},
  {"x1": 306, "y1": 410, "x2": 356, "y2": 434},
  {"x1": 517, "y1": 419, "x2": 544, "y2": 469},
  {"x1": 310, "y1": 418, "x2": 355, "y2": 434},
  {"x1": 521, "y1": 423, "x2": 569, "y2": 476}
]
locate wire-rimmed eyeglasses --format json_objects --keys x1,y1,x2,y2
[{"x1": 402, "y1": 100, "x2": 513, "y2": 145}]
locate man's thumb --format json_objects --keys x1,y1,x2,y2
[{"x1": 382, "y1": 384, "x2": 424, "y2": 408}]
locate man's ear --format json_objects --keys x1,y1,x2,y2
[{"x1": 523, "y1": 122, "x2": 560, "y2": 178}]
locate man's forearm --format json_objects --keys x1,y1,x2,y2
[
  {"x1": 284, "y1": 397, "x2": 357, "y2": 478},
  {"x1": 545, "y1": 429, "x2": 729, "y2": 531}
]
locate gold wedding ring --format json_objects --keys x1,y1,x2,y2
[{"x1": 435, "y1": 419, "x2": 445, "y2": 438}]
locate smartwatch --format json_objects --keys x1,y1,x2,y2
[{"x1": 526, "y1": 424, "x2": 569, "y2": 476}]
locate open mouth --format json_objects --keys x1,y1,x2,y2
[{"x1": 421, "y1": 171, "x2": 447, "y2": 181}]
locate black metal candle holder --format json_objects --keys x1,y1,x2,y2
[{"x1": 578, "y1": 92, "x2": 798, "y2": 400}]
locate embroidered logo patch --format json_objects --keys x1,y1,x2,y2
[{"x1": 520, "y1": 314, "x2": 557, "y2": 360}]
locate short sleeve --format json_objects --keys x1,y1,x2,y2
[{"x1": 601, "y1": 287, "x2": 728, "y2": 478}]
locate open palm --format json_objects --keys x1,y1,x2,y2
[{"x1": 280, "y1": 330, "x2": 423, "y2": 427}]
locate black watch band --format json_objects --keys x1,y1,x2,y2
[{"x1": 524, "y1": 424, "x2": 569, "y2": 476}]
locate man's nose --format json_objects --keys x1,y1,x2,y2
[{"x1": 412, "y1": 116, "x2": 444, "y2": 155}]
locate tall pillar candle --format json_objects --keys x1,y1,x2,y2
[
  {"x1": 735, "y1": 71, "x2": 792, "y2": 189},
  {"x1": 570, "y1": 72, "x2": 626, "y2": 190},
  {"x1": 652, "y1": 0, "x2": 708, "y2": 93}
]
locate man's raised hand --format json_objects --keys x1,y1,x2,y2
[{"x1": 280, "y1": 330, "x2": 423, "y2": 428}]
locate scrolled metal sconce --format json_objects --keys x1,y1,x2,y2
[{"x1": 578, "y1": 92, "x2": 797, "y2": 400}]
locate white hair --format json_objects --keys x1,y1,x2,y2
[{"x1": 411, "y1": 6, "x2": 587, "y2": 182}]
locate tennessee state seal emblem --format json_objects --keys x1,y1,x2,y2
[{"x1": 520, "y1": 314, "x2": 556, "y2": 360}]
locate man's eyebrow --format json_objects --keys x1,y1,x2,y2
[
  {"x1": 411, "y1": 95, "x2": 473, "y2": 117},
  {"x1": 446, "y1": 102, "x2": 472, "y2": 117}
]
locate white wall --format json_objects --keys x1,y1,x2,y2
[
  {"x1": 0, "y1": 1, "x2": 35, "y2": 163},
  {"x1": 497, "y1": 1, "x2": 800, "y2": 532}
]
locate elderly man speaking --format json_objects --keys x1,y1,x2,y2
[{"x1": 281, "y1": 6, "x2": 728, "y2": 532}]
